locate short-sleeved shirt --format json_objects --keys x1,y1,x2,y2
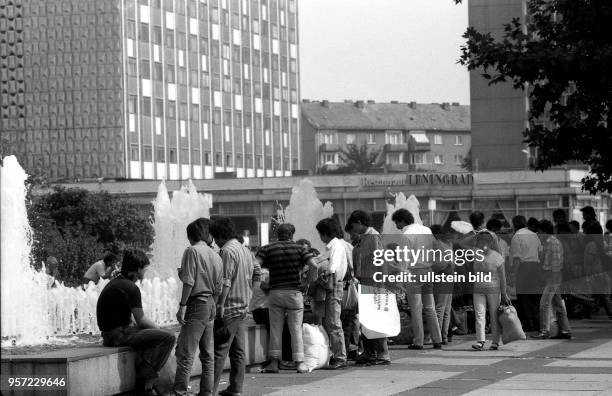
[
  {"x1": 542, "y1": 235, "x2": 564, "y2": 273},
  {"x1": 96, "y1": 276, "x2": 142, "y2": 332},
  {"x1": 179, "y1": 241, "x2": 224, "y2": 302},
  {"x1": 473, "y1": 250, "x2": 504, "y2": 293},
  {"x1": 510, "y1": 228, "x2": 542, "y2": 263},
  {"x1": 256, "y1": 240, "x2": 313, "y2": 290},
  {"x1": 220, "y1": 239, "x2": 261, "y2": 318},
  {"x1": 84, "y1": 260, "x2": 107, "y2": 282}
]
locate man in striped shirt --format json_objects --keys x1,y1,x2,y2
[
  {"x1": 210, "y1": 217, "x2": 261, "y2": 396},
  {"x1": 256, "y1": 223, "x2": 317, "y2": 374}
]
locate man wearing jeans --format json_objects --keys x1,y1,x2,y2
[
  {"x1": 97, "y1": 248, "x2": 176, "y2": 396},
  {"x1": 533, "y1": 220, "x2": 572, "y2": 339},
  {"x1": 174, "y1": 219, "x2": 224, "y2": 396},
  {"x1": 256, "y1": 223, "x2": 316, "y2": 373},
  {"x1": 210, "y1": 217, "x2": 261, "y2": 396},
  {"x1": 346, "y1": 210, "x2": 391, "y2": 366},
  {"x1": 316, "y1": 218, "x2": 348, "y2": 369},
  {"x1": 392, "y1": 209, "x2": 442, "y2": 350}
]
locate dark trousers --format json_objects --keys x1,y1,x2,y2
[
  {"x1": 174, "y1": 300, "x2": 215, "y2": 396},
  {"x1": 213, "y1": 313, "x2": 247, "y2": 395},
  {"x1": 252, "y1": 308, "x2": 293, "y2": 361},
  {"x1": 516, "y1": 261, "x2": 543, "y2": 331},
  {"x1": 102, "y1": 326, "x2": 175, "y2": 382}
]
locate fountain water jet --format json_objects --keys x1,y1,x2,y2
[
  {"x1": 1, "y1": 156, "x2": 213, "y2": 345},
  {"x1": 279, "y1": 179, "x2": 334, "y2": 253},
  {"x1": 382, "y1": 192, "x2": 423, "y2": 234}
]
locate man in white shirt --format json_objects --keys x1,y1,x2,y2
[
  {"x1": 316, "y1": 218, "x2": 348, "y2": 369},
  {"x1": 392, "y1": 209, "x2": 442, "y2": 349},
  {"x1": 510, "y1": 215, "x2": 543, "y2": 332}
]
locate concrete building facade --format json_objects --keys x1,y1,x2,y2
[
  {"x1": 1, "y1": 0, "x2": 301, "y2": 180},
  {"x1": 300, "y1": 100, "x2": 471, "y2": 174}
]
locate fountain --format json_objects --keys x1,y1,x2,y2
[
  {"x1": 280, "y1": 179, "x2": 334, "y2": 253},
  {"x1": 382, "y1": 192, "x2": 423, "y2": 234},
  {"x1": 0, "y1": 156, "x2": 212, "y2": 345}
]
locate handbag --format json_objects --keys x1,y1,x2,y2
[
  {"x1": 358, "y1": 285, "x2": 401, "y2": 339},
  {"x1": 341, "y1": 280, "x2": 358, "y2": 310},
  {"x1": 497, "y1": 303, "x2": 526, "y2": 344}
]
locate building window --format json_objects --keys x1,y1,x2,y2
[
  {"x1": 140, "y1": 23, "x2": 149, "y2": 42},
  {"x1": 128, "y1": 95, "x2": 137, "y2": 113},
  {"x1": 128, "y1": 58, "x2": 137, "y2": 75},
  {"x1": 226, "y1": 154, "x2": 233, "y2": 167},
  {"x1": 156, "y1": 148, "x2": 165, "y2": 162},
  {"x1": 153, "y1": 63, "x2": 163, "y2": 80},
  {"x1": 322, "y1": 153, "x2": 337, "y2": 164},
  {"x1": 320, "y1": 131, "x2": 336, "y2": 145},
  {"x1": 143, "y1": 146, "x2": 153, "y2": 161},
  {"x1": 455, "y1": 135, "x2": 464, "y2": 145},
  {"x1": 386, "y1": 132, "x2": 402, "y2": 145},
  {"x1": 387, "y1": 153, "x2": 402, "y2": 164},
  {"x1": 166, "y1": 65, "x2": 175, "y2": 83},
  {"x1": 434, "y1": 154, "x2": 444, "y2": 164},
  {"x1": 142, "y1": 97, "x2": 151, "y2": 116},
  {"x1": 152, "y1": 26, "x2": 162, "y2": 44},
  {"x1": 204, "y1": 152, "x2": 211, "y2": 165},
  {"x1": 167, "y1": 101, "x2": 176, "y2": 118},
  {"x1": 434, "y1": 134, "x2": 443, "y2": 145},
  {"x1": 411, "y1": 153, "x2": 425, "y2": 165},
  {"x1": 346, "y1": 134, "x2": 355, "y2": 145},
  {"x1": 169, "y1": 149, "x2": 177, "y2": 163},
  {"x1": 127, "y1": 20, "x2": 136, "y2": 39},
  {"x1": 130, "y1": 145, "x2": 139, "y2": 161},
  {"x1": 367, "y1": 133, "x2": 376, "y2": 144},
  {"x1": 455, "y1": 154, "x2": 463, "y2": 165}
]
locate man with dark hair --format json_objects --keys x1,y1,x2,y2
[
  {"x1": 174, "y1": 218, "x2": 224, "y2": 396},
  {"x1": 346, "y1": 209, "x2": 391, "y2": 365},
  {"x1": 316, "y1": 218, "x2": 348, "y2": 369},
  {"x1": 552, "y1": 209, "x2": 567, "y2": 230},
  {"x1": 84, "y1": 252, "x2": 120, "y2": 284},
  {"x1": 392, "y1": 209, "x2": 442, "y2": 350},
  {"x1": 532, "y1": 220, "x2": 571, "y2": 340},
  {"x1": 469, "y1": 211, "x2": 486, "y2": 230},
  {"x1": 256, "y1": 223, "x2": 316, "y2": 373},
  {"x1": 209, "y1": 217, "x2": 261, "y2": 396},
  {"x1": 510, "y1": 215, "x2": 543, "y2": 331},
  {"x1": 97, "y1": 248, "x2": 176, "y2": 396},
  {"x1": 527, "y1": 217, "x2": 541, "y2": 233}
]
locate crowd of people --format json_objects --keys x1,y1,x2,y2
[{"x1": 93, "y1": 206, "x2": 612, "y2": 396}]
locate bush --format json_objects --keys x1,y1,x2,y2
[{"x1": 28, "y1": 187, "x2": 153, "y2": 286}]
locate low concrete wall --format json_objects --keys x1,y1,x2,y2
[{"x1": 1, "y1": 323, "x2": 268, "y2": 396}]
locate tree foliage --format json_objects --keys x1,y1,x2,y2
[
  {"x1": 28, "y1": 187, "x2": 154, "y2": 286},
  {"x1": 338, "y1": 142, "x2": 385, "y2": 173},
  {"x1": 458, "y1": 0, "x2": 612, "y2": 193}
]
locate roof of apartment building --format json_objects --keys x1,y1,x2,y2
[{"x1": 301, "y1": 100, "x2": 470, "y2": 131}]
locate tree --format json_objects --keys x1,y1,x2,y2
[
  {"x1": 338, "y1": 142, "x2": 385, "y2": 173},
  {"x1": 457, "y1": 0, "x2": 612, "y2": 193},
  {"x1": 461, "y1": 149, "x2": 473, "y2": 172},
  {"x1": 28, "y1": 187, "x2": 154, "y2": 286}
]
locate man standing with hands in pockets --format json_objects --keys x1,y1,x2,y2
[{"x1": 174, "y1": 218, "x2": 224, "y2": 396}]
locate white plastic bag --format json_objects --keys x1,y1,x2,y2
[
  {"x1": 358, "y1": 285, "x2": 401, "y2": 339},
  {"x1": 302, "y1": 323, "x2": 331, "y2": 372}
]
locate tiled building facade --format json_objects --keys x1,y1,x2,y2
[
  {"x1": 300, "y1": 100, "x2": 471, "y2": 174},
  {"x1": 1, "y1": 0, "x2": 301, "y2": 180}
]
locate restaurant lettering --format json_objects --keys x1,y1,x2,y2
[{"x1": 361, "y1": 173, "x2": 473, "y2": 187}]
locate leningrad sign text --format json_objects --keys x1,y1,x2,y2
[{"x1": 361, "y1": 173, "x2": 473, "y2": 187}]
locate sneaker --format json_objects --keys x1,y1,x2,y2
[
  {"x1": 408, "y1": 344, "x2": 423, "y2": 350},
  {"x1": 471, "y1": 341, "x2": 485, "y2": 351},
  {"x1": 530, "y1": 332, "x2": 550, "y2": 339},
  {"x1": 550, "y1": 332, "x2": 572, "y2": 340},
  {"x1": 374, "y1": 358, "x2": 391, "y2": 365},
  {"x1": 433, "y1": 343, "x2": 443, "y2": 349},
  {"x1": 355, "y1": 354, "x2": 376, "y2": 366},
  {"x1": 279, "y1": 361, "x2": 297, "y2": 370},
  {"x1": 347, "y1": 349, "x2": 359, "y2": 361},
  {"x1": 326, "y1": 359, "x2": 347, "y2": 370},
  {"x1": 489, "y1": 343, "x2": 499, "y2": 350}
]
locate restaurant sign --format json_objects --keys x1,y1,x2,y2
[{"x1": 361, "y1": 173, "x2": 473, "y2": 187}]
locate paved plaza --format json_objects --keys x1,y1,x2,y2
[{"x1": 207, "y1": 318, "x2": 612, "y2": 396}]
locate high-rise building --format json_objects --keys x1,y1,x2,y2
[
  {"x1": 1, "y1": 0, "x2": 301, "y2": 180},
  {"x1": 468, "y1": 0, "x2": 529, "y2": 171}
]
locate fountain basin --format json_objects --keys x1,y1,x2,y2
[{"x1": 1, "y1": 322, "x2": 268, "y2": 396}]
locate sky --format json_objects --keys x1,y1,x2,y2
[{"x1": 298, "y1": 0, "x2": 470, "y2": 105}]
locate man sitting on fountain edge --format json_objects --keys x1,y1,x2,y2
[{"x1": 97, "y1": 248, "x2": 176, "y2": 396}]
